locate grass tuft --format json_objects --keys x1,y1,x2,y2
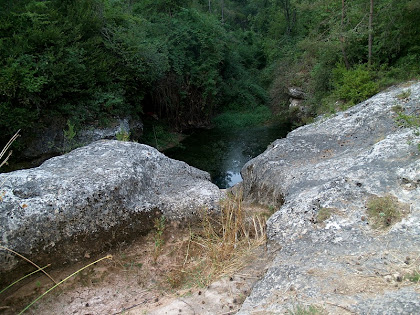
[
  {"x1": 395, "y1": 89, "x2": 411, "y2": 100},
  {"x1": 287, "y1": 304, "x2": 326, "y2": 315},
  {"x1": 366, "y1": 195, "x2": 409, "y2": 229},
  {"x1": 316, "y1": 208, "x2": 334, "y2": 223},
  {"x1": 404, "y1": 270, "x2": 420, "y2": 283},
  {"x1": 168, "y1": 189, "x2": 268, "y2": 289}
]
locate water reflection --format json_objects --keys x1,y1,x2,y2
[{"x1": 164, "y1": 125, "x2": 289, "y2": 189}]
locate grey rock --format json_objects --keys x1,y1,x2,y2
[
  {"x1": 238, "y1": 82, "x2": 420, "y2": 314},
  {"x1": 287, "y1": 86, "x2": 306, "y2": 99},
  {"x1": 289, "y1": 98, "x2": 304, "y2": 110},
  {"x1": 0, "y1": 141, "x2": 221, "y2": 278}
]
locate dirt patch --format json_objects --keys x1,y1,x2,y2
[{"x1": 1, "y1": 203, "x2": 273, "y2": 314}]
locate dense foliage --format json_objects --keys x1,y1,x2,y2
[
  {"x1": 1, "y1": 0, "x2": 419, "y2": 146},
  {"x1": 249, "y1": 0, "x2": 420, "y2": 114},
  {"x1": 0, "y1": 0, "x2": 267, "y2": 143}
]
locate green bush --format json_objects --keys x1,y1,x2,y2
[{"x1": 332, "y1": 63, "x2": 379, "y2": 105}]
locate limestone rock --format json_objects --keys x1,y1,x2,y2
[
  {"x1": 238, "y1": 82, "x2": 420, "y2": 314},
  {"x1": 287, "y1": 86, "x2": 306, "y2": 99},
  {"x1": 0, "y1": 141, "x2": 222, "y2": 277}
]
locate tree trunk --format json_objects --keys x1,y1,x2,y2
[
  {"x1": 368, "y1": 0, "x2": 374, "y2": 65},
  {"x1": 208, "y1": 0, "x2": 211, "y2": 13},
  {"x1": 221, "y1": 0, "x2": 224, "y2": 23},
  {"x1": 281, "y1": 0, "x2": 294, "y2": 35},
  {"x1": 340, "y1": 0, "x2": 350, "y2": 69}
]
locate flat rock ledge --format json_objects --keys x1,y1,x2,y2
[
  {"x1": 238, "y1": 82, "x2": 420, "y2": 314},
  {"x1": 0, "y1": 141, "x2": 222, "y2": 280}
]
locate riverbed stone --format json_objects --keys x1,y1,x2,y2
[
  {"x1": 238, "y1": 82, "x2": 420, "y2": 314},
  {"x1": 0, "y1": 141, "x2": 222, "y2": 278}
]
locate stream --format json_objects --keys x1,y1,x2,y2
[{"x1": 164, "y1": 124, "x2": 290, "y2": 189}]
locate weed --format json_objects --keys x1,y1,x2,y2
[
  {"x1": 393, "y1": 107, "x2": 420, "y2": 151},
  {"x1": 404, "y1": 270, "x2": 420, "y2": 283},
  {"x1": 286, "y1": 305, "x2": 326, "y2": 315},
  {"x1": 287, "y1": 304, "x2": 326, "y2": 315},
  {"x1": 396, "y1": 112, "x2": 420, "y2": 128},
  {"x1": 391, "y1": 105, "x2": 404, "y2": 113},
  {"x1": 396, "y1": 89, "x2": 411, "y2": 100},
  {"x1": 366, "y1": 195, "x2": 409, "y2": 229},
  {"x1": 268, "y1": 205, "x2": 276, "y2": 215},
  {"x1": 19, "y1": 255, "x2": 112, "y2": 314},
  {"x1": 0, "y1": 245, "x2": 56, "y2": 285},
  {"x1": 316, "y1": 208, "x2": 333, "y2": 223},
  {"x1": 0, "y1": 265, "x2": 50, "y2": 295},
  {"x1": 0, "y1": 130, "x2": 20, "y2": 168},
  {"x1": 62, "y1": 120, "x2": 78, "y2": 153},
  {"x1": 153, "y1": 216, "x2": 166, "y2": 263},
  {"x1": 116, "y1": 129, "x2": 130, "y2": 141}
]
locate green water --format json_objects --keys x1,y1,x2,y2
[{"x1": 164, "y1": 124, "x2": 290, "y2": 188}]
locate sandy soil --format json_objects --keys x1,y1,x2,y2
[{"x1": 1, "y1": 207, "x2": 273, "y2": 315}]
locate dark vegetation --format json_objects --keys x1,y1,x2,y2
[{"x1": 1, "y1": 0, "x2": 419, "y2": 151}]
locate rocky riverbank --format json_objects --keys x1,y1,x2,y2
[
  {"x1": 1, "y1": 82, "x2": 419, "y2": 314},
  {"x1": 238, "y1": 81, "x2": 420, "y2": 314}
]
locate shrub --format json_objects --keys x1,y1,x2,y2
[
  {"x1": 332, "y1": 63, "x2": 379, "y2": 105},
  {"x1": 116, "y1": 129, "x2": 130, "y2": 142}
]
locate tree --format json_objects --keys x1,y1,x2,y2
[
  {"x1": 340, "y1": 0, "x2": 350, "y2": 69},
  {"x1": 368, "y1": 0, "x2": 373, "y2": 65}
]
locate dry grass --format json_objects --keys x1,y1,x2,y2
[
  {"x1": 366, "y1": 194, "x2": 409, "y2": 229},
  {"x1": 0, "y1": 130, "x2": 20, "y2": 169},
  {"x1": 166, "y1": 189, "x2": 268, "y2": 289}
]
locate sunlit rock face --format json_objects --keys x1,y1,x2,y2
[
  {"x1": 239, "y1": 82, "x2": 420, "y2": 314},
  {"x1": 0, "y1": 141, "x2": 222, "y2": 278}
]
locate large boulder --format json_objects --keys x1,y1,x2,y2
[
  {"x1": 0, "y1": 141, "x2": 222, "y2": 278},
  {"x1": 239, "y1": 82, "x2": 420, "y2": 314}
]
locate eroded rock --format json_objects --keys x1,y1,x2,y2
[
  {"x1": 0, "y1": 141, "x2": 222, "y2": 279},
  {"x1": 238, "y1": 82, "x2": 420, "y2": 314}
]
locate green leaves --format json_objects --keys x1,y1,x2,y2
[{"x1": 332, "y1": 63, "x2": 379, "y2": 105}]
